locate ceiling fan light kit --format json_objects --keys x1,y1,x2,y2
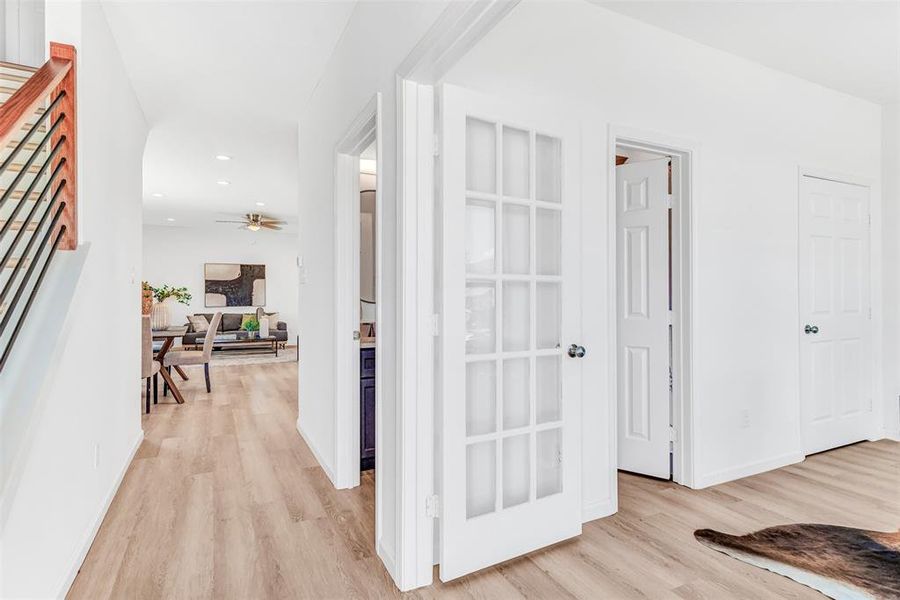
[{"x1": 215, "y1": 212, "x2": 286, "y2": 232}]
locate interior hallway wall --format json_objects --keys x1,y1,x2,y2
[
  {"x1": 142, "y1": 224, "x2": 299, "y2": 338},
  {"x1": 443, "y1": 0, "x2": 884, "y2": 506},
  {"x1": 0, "y1": 1, "x2": 148, "y2": 597},
  {"x1": 296, "y1": 0, "x2": 447, "y2": 581}
]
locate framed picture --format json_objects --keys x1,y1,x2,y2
[{"x1": 204, "y1": 263, "x2": 266, "y2": 307}]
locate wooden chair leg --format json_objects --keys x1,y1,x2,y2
[
  {"x1": 204, "y1": 362, "x2": 211, "y2": 393},
  {"x1": 153, "y1": 373, "x2": 158, "y2": 404},
  {"x1": 145, "y1": 377, "x2": 151, "y2": 414}
]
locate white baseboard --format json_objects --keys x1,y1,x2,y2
[
  {"x1": 58, "y1": 428, "x2": 144, "y2": 598},
  {"x1": 582, "y1": 497, "x2": 616, "y2": 523},
  {"x1": 377, "y1": 539, "x2": 400, "y2": 590},
  {"x1": 296, "y1": 419, "x2": 337, "y2": 485},
  {"x1": 693, "y1": 451, "x2": 805, "y2": 489}
]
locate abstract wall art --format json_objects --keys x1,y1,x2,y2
[{"x1": 204, "y1": 263, "x2": 266, "y2": 307}]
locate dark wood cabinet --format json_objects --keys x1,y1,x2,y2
[{"x1": 360, "y1": 347, "x2": 376, "y2": 471}]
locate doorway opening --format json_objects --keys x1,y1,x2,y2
[
  {"x1": 611, "y1": 133, "x2": 694, "y2": 486},
  {"x1": 333, "y1": 94, "x2": 383, "y2": 515}
]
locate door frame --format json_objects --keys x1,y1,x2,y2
[
  {"x1": 607, "y1": 125, "x2": 698, "y2": 487},
  {"x1": 334, "y1": 93, "x2": 383, "y2": 491},
  {"x1": 796, "y1": 166, "x2": 882, "y2": 452}
]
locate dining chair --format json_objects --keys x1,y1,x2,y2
[
  {"x1": 141, "y1": 316, "x2": 161, "y2": 413},
  {"x1": 163, "y1": 312, "x2": 222, "y2": 393}
]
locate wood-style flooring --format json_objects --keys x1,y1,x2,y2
[{"x1": 68, "y1": 361, "x2": 900, "y2": 599}]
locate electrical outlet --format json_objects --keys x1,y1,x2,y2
[
  {"x1": 740, "y1": 409, "x2": 750, "y2": 429},
  {"x1": 93, "y1": 443, "x2": 100, "y2": 469}
]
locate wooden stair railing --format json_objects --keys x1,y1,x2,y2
[{"x1": 0, "y1": 42, "x2": 77, "y2": 372}]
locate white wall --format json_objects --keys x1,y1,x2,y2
[
  {"x1": 142, "y1": 224, "x2": 299, "y2": 337},
  {"x1": 0, "y1": 1, "x2": 148, "y2": 597},
  {"x1": 2, "y1": 0, "x2": 45, "y2": 66},
  {"x1": 444, "y1": 0, "x2": 884, "y2": 507},
  {"x1": 296, "y1": 0, "x2": 446, "y2": 582},
  {"x1": 883, "y1": 102, "x2": 900, "y2": 439}
]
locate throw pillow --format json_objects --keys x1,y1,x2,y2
[
  {"x1": 240, "y1": 313, "x2": 257, "y2": 329},
  {"x1": 188, "y1": 315, "x2": 210, "y2": 333},
  {"x1": 263, "y1": 312, "x2": 280, "y2": 328}
]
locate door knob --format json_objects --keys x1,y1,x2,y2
[
  {"x1": 804, "y1": 324, "x2": 819, "y2": 335},
  {"x1": 353, "y1": 330, "x2": 361, "y2": 340},
  {"x1": 567, "y1": 344, "x2": 586, "y2": 358}
]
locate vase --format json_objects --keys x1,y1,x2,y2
[
  {"x1": 259, "y1": 316, "x2": 270, "y2": 338},
  {"x1": 150, "y1": 300, "x2": 170, "y2": 330}
]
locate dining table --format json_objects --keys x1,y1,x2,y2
[{"x1": 152, "y1": 326, "x2": 189, "y2": 404}]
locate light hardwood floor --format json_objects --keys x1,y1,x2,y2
[{"x1": 69, "y1": 362, "x2": 900, "y2": 599}]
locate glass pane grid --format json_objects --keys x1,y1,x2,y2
[{"x1": 465, "y1": 118, "x2": 565, "y2": 518}]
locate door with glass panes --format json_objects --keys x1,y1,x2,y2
[{"x1": 438, "y1": 84, "x2": 583, "y2": 581}]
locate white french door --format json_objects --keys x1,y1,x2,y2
[
  {"x1": 799, "y1": 175, "x2": 873, "y2": 455},
  {"x1": 438, "y1": 84, "x2": 582, "y2": 581},
  {"x1": 615, "y1": 158, "x2": 670, "y2": 479}
]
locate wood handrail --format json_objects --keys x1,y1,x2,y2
[{"x1": 0, "y1": 57, "x2": 71, "y2": 152}]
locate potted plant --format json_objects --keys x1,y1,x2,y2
[
  {"x1": 148, "y1": 284, "x2": 192, "y2": 329},
  {"x1": 241, "y1": 317, "x2": 260, "y2": 339},
  {"x1": 141, "y1": 281, "x2": 154, "y2": 315}
]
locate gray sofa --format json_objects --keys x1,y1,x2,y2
[{"x1": 182, "y1": 312, "x2": 288, "y2": 346}]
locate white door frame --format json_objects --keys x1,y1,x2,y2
[
  {"x1": 607, "y1": 125, "x2": 698, "y2": 487},
  {"x1": 334, "y1": 93, "x2": 382, "y2": 491},
  {"x1": 394, "y1": 0, "x2": 521, "y2": 590},
  {"x1": 796, "y1": 166, "x2": 883, "y2": 449}
]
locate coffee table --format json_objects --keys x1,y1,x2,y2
[{"x1": 202, "y1": 335, "x2": 279, "y2": 357}]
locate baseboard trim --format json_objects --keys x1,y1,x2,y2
[
  {"x1": 58, "y1": 428, "x2": 144, "y2": 598},
  {"x1": 377, "y1": 539, "x2": 400, "y2": 589},
  {"x1": 296, "y1": 419, "x2": 337, "y2": 485},
  {"x1": 693, "y1": 451, "x2": 805, "y2": 489},
  {"x1": 582, "y1": 497, "x2": 616, "y2": 523}
]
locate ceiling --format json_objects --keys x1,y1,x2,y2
[
  {"x1": 101, "y1": 0, "x2": 357, "y2": 230},
  {"x1": 593, "y1": 1, "x2": 900, "y2": 105}
]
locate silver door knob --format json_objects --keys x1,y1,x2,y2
[
  {"x1": 804, "y1": 324, "x2": 819, "y2": 335},
  {"x1": 353, "y1": 330, "x2": 361, "y2": 340},
  {"x1": 567, "y1": 344, "x2": 586, "y2": 358}
]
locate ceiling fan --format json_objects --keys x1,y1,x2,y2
[{"x1": 215, "y1": 213, "x2": 285, "y2": 231}]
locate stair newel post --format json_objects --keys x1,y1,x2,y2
[{"x1": 49, "y1": 42, "x2": 77, "y2": 250}]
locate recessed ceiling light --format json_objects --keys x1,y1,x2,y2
[
  {"x1": 166, "y1": 217, "x2": 175, "y2": 222},
  {"x1": 215, "y1": 154, "x2": 231, "y2": 161},
  {"x1": 151, "y1": 192, "x2": 164, "y2": 198},
  {"x1": 255, "y1": 201, "x2": 265, "y2": 207},
  {"x1": 217, "y1": 180, "x2": 230, "y2": 186}
]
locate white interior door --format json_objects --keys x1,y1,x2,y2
[
  {"x1": 438, "y1": 84, "x2": 582, "y2": 581},
  {"x1": 799, "y1": 175, "x2": 873, "y2": 455},
  {"x1": 616, "y1": 158, "x2": 670, "y2": 479}
]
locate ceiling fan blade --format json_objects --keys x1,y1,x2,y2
[
  {"x1": 261, "y1": 223, "x2": 283, "y2": 230},
  {"x1": 216, "y1": 220, "x2": 248, "y2": 224},
  {"x1": 260, "y1": 219, "x2": 286, "y2": 225}
]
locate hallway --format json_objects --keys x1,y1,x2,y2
[{"x1": 69, "y1": 361, "x2": 899, "y2": 599}]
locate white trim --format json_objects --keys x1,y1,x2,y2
[
  {"x1": 59, "y1": 429, "x2": 144, "y2": 598},
  {"x1": 797, "y1": 166, "x2": 883, "y2": 452},
  {"x1": 297, "y1": 419, "x2": 337, "y2": 485},
  {"x1": 693, "y1": 451, "x2": 805, "y2": 489},
  {"x1": 582, "y1": 497, "x2": 616, "y2": 523},
  {"x1": 608, "y1": 125, "x2": 700, "y2": 489},
  {"x1": 396, "y1": 1, "x2": 518, "y2": 591},
  {"x1": 397, "y1": 0, "x2": 520, "y2": 83}
]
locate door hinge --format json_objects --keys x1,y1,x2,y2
[
  {"x1": 431, "y1": 313, "x2": 440, "y2": 336},
  {"x1": 426, "y1": 494, "x2": 440, "y2": 518},
  {"x1": 667, "y1": 194, "x2": 673, "y2": 209},
  {"x1": 433, "y1": 135, "x2": 440, "y2": 157},
  {"x1": 669, "y1": 425, "x2": 678, "y2": 442},
  {"x1": 668, "y1": 366, "x2": 673, "y2": 392}
]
